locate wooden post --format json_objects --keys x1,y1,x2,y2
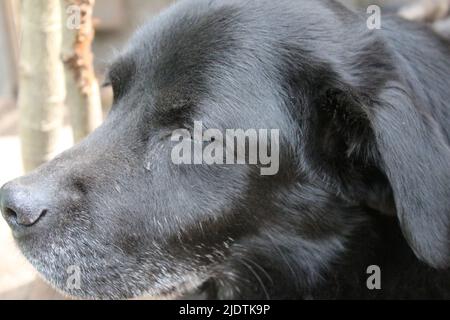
[
  {"x1": 18, "y1": 0, "x2": 66, "y2": 172},
  {"x1": 61, "y1": 0, "x2": 103, "y2": 143},
  {"x1": 0, "y1": 0, "x2": 19, "y2": 98}
]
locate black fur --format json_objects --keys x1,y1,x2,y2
[{"x1": 1, "y1": 0, "x2": 450, "y2": 299}]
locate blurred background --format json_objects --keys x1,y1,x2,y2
[{"x1": 0, "y1": 0, "x2": 449, "y2": 300}]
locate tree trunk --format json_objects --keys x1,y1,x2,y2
[
  {"x1": 61, "y1": 0, "x2": 102, "y2": 143},
  {"x1": 18, "y1": 0, "x2": 66, "y2": 172},
  {"x1": 0, "y1": 0, "x2": 19, "y2": 99}
]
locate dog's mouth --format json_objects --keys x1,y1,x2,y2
[{"x1": 13, "y1": 220, "x2": 218, "y2": 300}]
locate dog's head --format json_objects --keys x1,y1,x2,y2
[{"x1": 1, "y1": 0, "x2": 449, "y2": 299}]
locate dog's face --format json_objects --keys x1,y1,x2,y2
[
  {"x1": 1, "y1": 0, "x2": 450, "y2": 299},
  {"x1": 2, "y1": 1, "x2": 299, "y2": 299}
]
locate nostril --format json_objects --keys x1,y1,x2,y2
[
  {"x1": 2, "y1": 206, "x2": 47, "y2": 227},
  {"x1": 3, "y1": 207, "x2": 18, "y2": 224}
]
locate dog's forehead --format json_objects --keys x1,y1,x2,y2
[
  {"x1": 128, "y1": 3, "x2": 240, "y2": 74},
  {"x1": 109, "y1": 0, "x2": 288, "y2": 127},
  {"x1": 109, "y1": 4, "x2": 245, "y2": 113}
]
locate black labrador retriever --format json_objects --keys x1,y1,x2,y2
[{"x1": 1, "y1": 0, "x2": 450, "y2": 299}]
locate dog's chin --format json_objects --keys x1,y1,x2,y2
[
  {"x1": 18, "y1": 244, "x2": 209, "y2": 300},
  {"x1": 141, "y1": 276, "x2": 209, "y2": 300},
  {"x1": 37, "y1": 272, "x2": 207, "y2": 300},
  {"x1": 63, "y1": 274, "x2": 208, "y2": 300}
]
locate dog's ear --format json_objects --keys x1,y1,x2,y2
[
  {"x1": 369, "y1": 85, "x2": 450, "y2": 268},
  {"x1": 317, "y1": 82, "x2": 450, "y2": 269}
]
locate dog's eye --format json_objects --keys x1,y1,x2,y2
[
  {"x1": 102, "y1": 74, "x2": 122, "y2": 102},
  {"x1": 190, "y1": 136, "x2": 216, "y2": 143},
  {"x1": 105, "y1": 59, "x2": 135, "y2": 102},
  {"x1": 109, "y1": 76, "x2": 125, "y2": 101},
  {"x1": 184, "y1": 130, "x2": 215, "y2": 143}
]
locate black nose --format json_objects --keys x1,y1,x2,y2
[{"x1": 0, "y1": 181, "x2": 49, "y2": 234}]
